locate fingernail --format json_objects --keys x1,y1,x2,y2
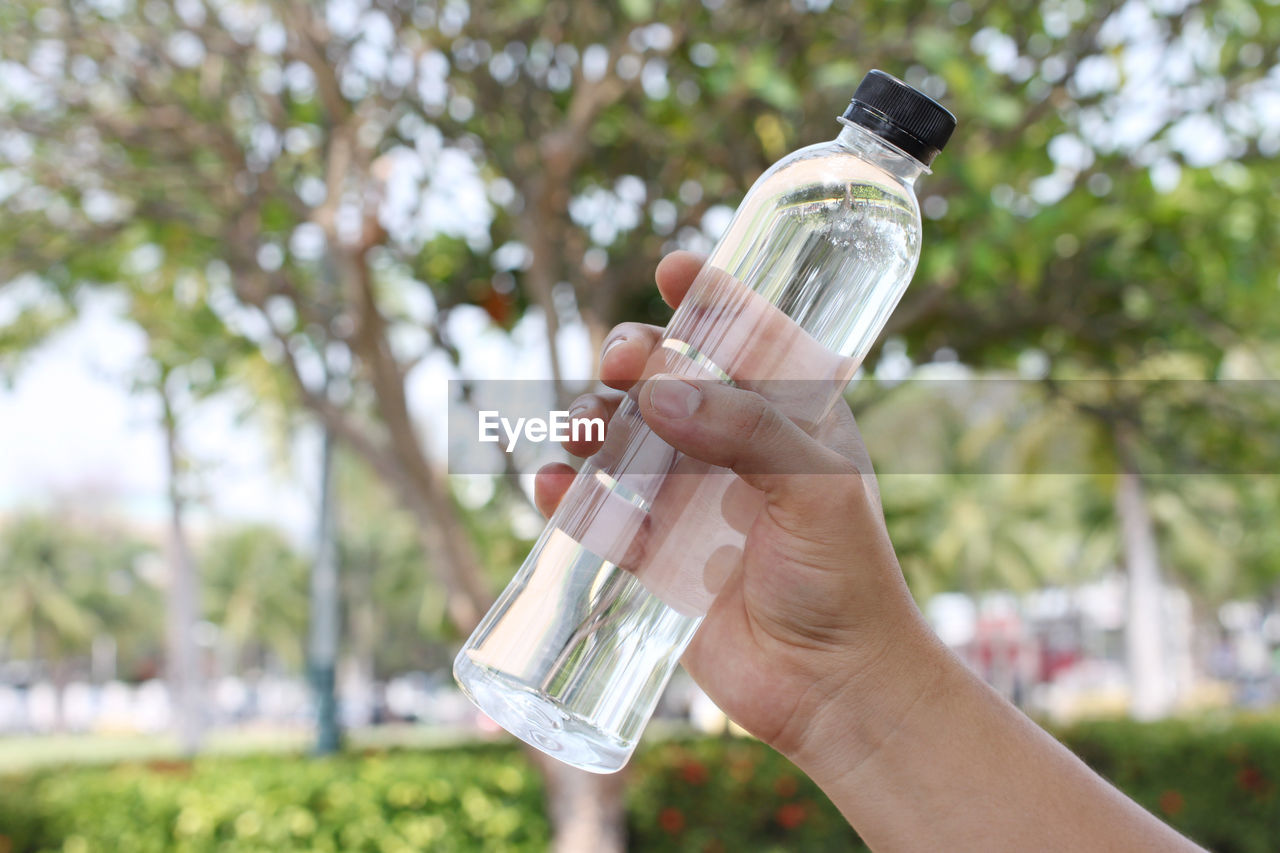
[
  {"x1": 601, "y1": 336, "x2": 626, "y2": 365},
  {"x1": 568, "y1": 402, "x2": 590, "y2": 420},
  {"x1": 649, "y1": 377, "x2": 701, "y2": 418}
]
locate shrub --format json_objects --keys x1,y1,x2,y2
[
  {"x1": 0, "y1": 743, "x2": 547, "y2": 853},
  {"x1": 627, "y1": 737, "x2": 864, "y2": 852},
  {"x1": 2, "y1": 717, "x2": 1278, "y2": 851},
  {"x1": 1058, "y1": 716, "x2": 1280, "y2": 853}
]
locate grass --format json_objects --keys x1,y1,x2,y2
[{"x1": 0, "y1": 724, "x2": 489, "y2": 776}]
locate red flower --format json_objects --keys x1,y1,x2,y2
[
  {"x1": 659, "y1": 807, "x2": 685, "y2": 834},
  {"x1": 481, "y1": 289, "x2": 515, "y2": 327},
  {"x1": 776, "y1": 802, "x2": 808, "y2": 830},
  {"x1": 1237, "y1": 765, "x2": 1269, "y2": 794},
  {"x1": 1158, "y1": 790, "x2": 1185, "y2": 817},
  {"x1": 681, "y1": 760, "x2": 709, "y2": 785}
]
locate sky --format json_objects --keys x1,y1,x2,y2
[
  {"x1": 0, "y1": 290, "x2": 315, "y2": 537},
  {"x1": 0, "y1": 286, "x2": 593, "y2": 542}
]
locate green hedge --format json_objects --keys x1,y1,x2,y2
[
  {"x1": 631, "y1": 719, "x2": 1280, "y2": 852},
  {"x1": 1060, "y1": 716, "x2": 1280, "y2": 853},
  {"x1": 0, "y1": 743, "x2": 547, "y2": 853},
  {"x1": 2, "y1": 717, "x2": 1278, "y2": 852}
]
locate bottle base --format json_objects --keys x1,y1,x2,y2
[{"x1": 453, "y1": 652, "x2": 635, "y2": 774}]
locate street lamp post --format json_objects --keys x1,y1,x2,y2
[{"x1": 308, "y1": 424, "x2": 341, "y2": 754}]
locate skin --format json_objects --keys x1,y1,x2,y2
[{"x1": 535, "y1": 251, "x2": 1204, "y2": 852}]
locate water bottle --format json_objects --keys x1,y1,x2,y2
[{"x1": 455, "y1": 70, "x2": 956, "y2": 772}]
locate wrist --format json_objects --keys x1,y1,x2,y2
[{"x1": 780, "y1": 603, "x2": 957, "y2": 791}]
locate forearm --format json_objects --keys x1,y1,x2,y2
[{"x1": 787, "y1": 622, "x2": 1203, "y2": 852}]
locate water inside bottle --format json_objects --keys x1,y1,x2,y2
[{"x1": 456, "y1": 524, "x2": 701, "y2": 771}]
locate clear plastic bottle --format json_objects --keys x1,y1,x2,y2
[{"x1": 455, "y1": 70, "x2": 956, "y2": 772}]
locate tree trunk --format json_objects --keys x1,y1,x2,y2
[
  {"x1": 91, "y1": 634, "x2": 117, "y2": 683},
  {"x1": 34, "y1": 624, "x2": 68, "y2": 734},
  {"x1": 536, "y1": 754, "x2": 628, "y2": 853},
  {"x1": 343, "y1": 545, "x2": 378, "y2": 728},
  {"x1": 1115, "y1": 456, "x2": 1174, "y2": 720},
  {"x1": 301, "y1": 147, "x2": 634, "y2": 849},
  {"x1": 161, "y1": 385, "x2": 203, "y2": 755},
  {"x1": 345, "y1": 247, "x2": 494, "y2": 633},
  {"x1": 50, "y1": 658, "x2": 71, "y2": 734}
]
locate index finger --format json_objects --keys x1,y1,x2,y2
[{"x1": 655, "y1": 251, "x2": 707, "y2": 310}]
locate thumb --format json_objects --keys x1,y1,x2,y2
[{"x1": 637, "y1": 374, "x2": 861, "y2": 509}]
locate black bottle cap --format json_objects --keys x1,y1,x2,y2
[{"x1": 840, "y1": 70, "x2": 957, "y2": 167}]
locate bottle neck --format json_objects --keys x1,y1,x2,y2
[{"x1": 833, "y1": 120, "x2": 927, "y2": 184}]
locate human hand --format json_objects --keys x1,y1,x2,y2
[
  {"x1": 534, "y1": 253, "x2": 1203, "y2": 853},
  {"x1": 534, "y1": 251, "x2": 943, "y2": 778}
]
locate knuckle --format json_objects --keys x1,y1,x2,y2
[
  {"x1": 831, "y1": 461, "x2": 871, "y2": 508},
  {"x1": 824, "y1": 451, "x2": 862, "y2": 479},
  {"x1": 737, "y1": 391, "x2": 784, "y2": 448}
]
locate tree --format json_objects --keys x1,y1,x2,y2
[
  {"x1": 201, "y1": 523, "x2": 310, "y2": 672},
  {"x1": 5, "y1": 0, "x2": 1280, "y2": 842},
  {"x1": 862, "y1": 367, "x2": 1280, "y2": 716},
  {"x1": 0, "y1": 514, "x2": 159, "y2": 727},
  {"x1": 334, "y1": 449, "x2": 452, "y2": 680},
  {"x1": 129, "y1": 251, "x2": 263, "y2": 753}
]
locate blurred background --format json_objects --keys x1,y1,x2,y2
[{"x1": 1, "y1": 0, "x2": 1279, "y2": 850}]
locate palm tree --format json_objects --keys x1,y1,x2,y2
[
  {"x1": 861, "y1": 367, "x2": 1280, "y2": 719},
  {"x1": 0, "y1": 515, "x2": 159, "y2": 727},
  {"x1": 335, "y1": 451, "x2": 454, "y2": 684},
  {"x1": 861, "y1": 378, "x2": 1109, "y2": 597},
  {"x1": 200, "y1": 524, "x2": 310, "y2": 673},
  {"x1": 0, "y1": 516, "x2": 98, "y2": 706}
]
